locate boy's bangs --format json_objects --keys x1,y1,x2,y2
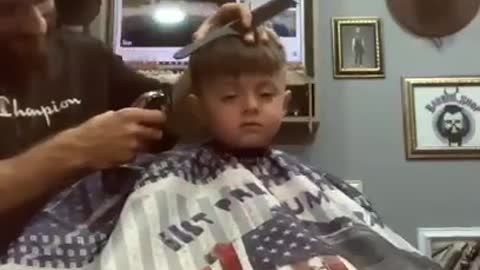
[{"x1": 190, "y1": 36, "x2": 286, "y2": 87}]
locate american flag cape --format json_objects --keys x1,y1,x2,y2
[{"x1": 0, "y1": 144, "x2": 442, "y2": 270}]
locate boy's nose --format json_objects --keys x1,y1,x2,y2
[{"x1": 244, "y1": 94, "x2": 259, "y2": 112}]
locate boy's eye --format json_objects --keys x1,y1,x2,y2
[
  {"x1": 221, "y1": 94, "x2": 237, "y2": 101},
  {"x1": 260, "y1": 92, "x2": 274, "y2": 98}
]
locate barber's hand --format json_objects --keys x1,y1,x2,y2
[
  {"x1": 69, "y1": 108, "x2": 165, "y2": 170},
  {"x1": 193, "y1": 3, "x2": 280, "y2": 44}
]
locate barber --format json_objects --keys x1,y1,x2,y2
[{"x1": 0, "y1": 0, "x2": 272, "y2": 251}]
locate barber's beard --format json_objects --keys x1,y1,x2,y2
[{"x1": 0, "y1": 35, "x2": 49, "y2": 87}]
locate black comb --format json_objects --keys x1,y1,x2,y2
[{"x1": 173, "y1": 0, "x2": 296, "y2": 60}]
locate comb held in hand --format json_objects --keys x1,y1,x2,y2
[{"x1": 173, "y1": 0, "x2": 297, "y2": 60}]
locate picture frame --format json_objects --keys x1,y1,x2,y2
[
  {"x1": 402, "y1": 76, "x2": 480, "y2": 160},
  {"x1": 331, "y1": 17, "x2": 384, "y2": 79},
  {"x1": 417, "y1": 227, "x2": 480, "y2": 270}
]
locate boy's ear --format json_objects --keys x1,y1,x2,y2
[
  {"x1": 282, "y1": 89, "x2": 292, "y2": 116},
  {"x1": 187, "y1": 93, "x2": 204, "y2": 123}
]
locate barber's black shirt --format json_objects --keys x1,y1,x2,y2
[{"x1": 0, "y1": 31, "x2": 161, "y2": 253}]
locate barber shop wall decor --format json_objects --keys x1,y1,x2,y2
[
  {"x1": 402, "y1": 77, "x2": 480, "y2": 159},
  {"x1": 387, "y1": 0, "x2": 480, "y2": 39},
  {"x1": 331, "y1": 17, "x2": 384, "y2": 79},
  {"x1": 417, "y1": 227, "x2": 480, "y2": 270}
]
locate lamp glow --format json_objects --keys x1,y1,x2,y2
[{"x1": 153, "y1": 6, "x2": 186, "y2": 24}]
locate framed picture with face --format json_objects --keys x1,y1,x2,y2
[
  {"x1": 417, "y1": 227, "x2": 480, "y2": 270},
  {"x1": 402, "y1": 76, "x2": 480, "y2": 159},
  {"x1": 331, "y1": 17, "x2": 384, "y2": 79}
]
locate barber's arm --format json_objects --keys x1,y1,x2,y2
[
  {"x1": 0, "y1": 107, "x2": 165, "y2": 212},
  {"x1": 0, "y1": 2, "x2": 271, "y2": 212}
]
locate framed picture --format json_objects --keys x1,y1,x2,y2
[
  {"x1": 331, "y1": 17, "x2": 384, "y2": 79},
  {"x1": 402, "y1": 77, "x2": 480, "y2": 159},
  {"x1": 417, "y1": 227, "x2": 480, "y2": 270}
]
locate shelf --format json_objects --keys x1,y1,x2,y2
[
  {"x1": 133, "y1": 66, "x2": 314, "y2": 86},
  {"x1": 286, "y1": 69, "x2": 314, "y2": 85},
  {"x1": 282, "y1": 117, "x2": 319, "y2": 135}
]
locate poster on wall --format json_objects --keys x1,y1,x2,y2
[
  {"x1": 331, "y1": 17, "x2": 385, "y2": 79},
  {"x1": 402, "y1": 77, "x2": 480, "y2": 159}
]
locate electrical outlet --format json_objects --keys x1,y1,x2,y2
[{"x1": 345, "y1": 180, "x2": 363, "y2": 193}]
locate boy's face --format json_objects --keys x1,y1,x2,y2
[{"x1": 194, "y1": 70, "x2": 290, "y2": 149}]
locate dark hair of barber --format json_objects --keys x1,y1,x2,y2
[{"x1": 55, "y1": 0, "x2": 101, "y2": 27}]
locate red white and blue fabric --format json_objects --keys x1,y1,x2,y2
[{"x1": 0, "y1": 144, "x2": 442, "y2": 270}]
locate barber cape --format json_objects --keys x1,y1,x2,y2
[{"x1": 0, "y1": 143, "x2": 442, "y2": 270}]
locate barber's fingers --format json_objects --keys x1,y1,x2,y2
[
  {"x1": 135, "y1": 125, "x2": 164, "y2": 141},
  {"x1": 241, "y1": 24, "x2": 282, "y2": 44},
  {"x1": 259, "y1": 29, "x2": 269, "y2": 43},
  {"x1": 229, "y1": 3, "x2": 252, "y2": 28},
  {"x1": 193, "y1": 3, "x2": 282, "y2": 46},
  {"x1": 131, "y1": 96, "x2": 147, "y2": 107},
  {"x1": 193, "y1": 3, "x2": 252, "y2": 41},
  {"x1": 259, "y1": 25, "x2": 281, "y2": 45},
  {"x1": 118, "y1": 108, "x2": 166, "y2": 126},
  {"x1": 193, "y1": 19, "x2": 213, "y2": 41},
  {"x1": 214, "y1": 3, "x2": 252, "y2": 27},
  {"x1": 243, "y1": 27, "x2": 273, "y2": 43},
  {"x1": 244, "y1": 31, "x2": 255, "y2": 43}
]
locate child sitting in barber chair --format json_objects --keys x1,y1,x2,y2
[{"x1": 99, "y1": 31, "x2": 442, "y2": 270}]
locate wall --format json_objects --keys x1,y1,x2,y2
[
  {"x1": 304, "y1": 0, "x2": 480, "y2": 245},
  {"x1": 90, "y1": 0, "x2": 109, "y2": 43},
  {"x1": 91, "y1": 1, "x2": 480, "y2": 245}
]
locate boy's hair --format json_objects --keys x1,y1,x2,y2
[{"x1": 189, "y1": 35, "x2": 286, "y2": 93}]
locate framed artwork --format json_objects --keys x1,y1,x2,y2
[
  {"x1": 402, "y1": 77, "x2": 480, "y2": 159},
  {"x1": 417, "y1": 227, "x2": 480, "y2": 270},
  {"x1": 331, "y1": 17, "x2": 384, "y2": 79}
]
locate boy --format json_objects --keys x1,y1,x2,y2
[{"x1": 98, "y1": 35, "x2": 442, "y2": 270}]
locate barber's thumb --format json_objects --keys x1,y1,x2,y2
[{"x1": 243, "y1": 31, "x2": 255, "y2": 43}]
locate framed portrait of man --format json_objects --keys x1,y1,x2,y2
[
  {"x1": 331, "y1": 17, "x2": 385, "y2": 79},
  {"x1": 402, "y1": 76, "x2": 480, "y2": 159}
]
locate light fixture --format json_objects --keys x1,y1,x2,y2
[{"x1": 153, "y1": 5, "x2": 186, "y2": 24}]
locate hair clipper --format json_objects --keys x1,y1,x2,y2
[
  {"x1": 132, "y1": 89, "x2": 179, "y2": 152},
  {"x1": 102, "y1": 89, "x2": 179, "y2": 194}
]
